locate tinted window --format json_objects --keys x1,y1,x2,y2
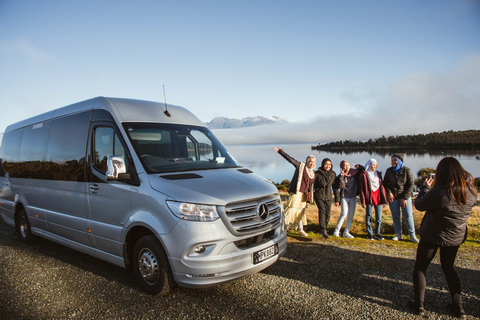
[
  {"x1": 45, "y1": 112, "x2": 91, "y2": 181},
  {"x1": 0, "y1": 128, "x2": 24, "y2": 177},
  {"x1": 18, "y1": 121, "x2": 51, "y2": 179}
]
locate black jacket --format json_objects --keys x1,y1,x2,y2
[
  {"x1": 384, "y1": 166, "x2": 414, "y2": 200},
  {"x1": 313, "y1": 168, "x2": 336, "y2": 203},
  {"x1": 415, "y1": 185, "x2": 476, "y2": 246}
]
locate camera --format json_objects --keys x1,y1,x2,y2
[{"x1": 429, "y1": 173, "x2": 435, "y2": 179}]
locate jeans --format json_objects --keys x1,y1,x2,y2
[
  {"x1": 389, "y1": 197, "x2": 416, "y2": 237},
  {"x1": 413, "y1": 240, "x2": 462, "y2": 307},
  {"x1": 365, "y1": 204, "x2": 382, "y2": 237},
  {"x1": 335, "y1": 197, "x2": 356, "y2": 234}
]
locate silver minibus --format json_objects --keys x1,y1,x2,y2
[{"x1": 0, "y1": 97, "x2": 287, "y2": 294}]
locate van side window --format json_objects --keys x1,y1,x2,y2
[
  {"x1": 93, "y1": 127, "x2": 126, "y2": 173},
  {"x1": 19, "y1": 121, "x2": 51, "y2": 179},
  {"x1": 45, "y1": 111, "x2": 90, "y2": 181},
  {"x1": 0, "y1": 129, "x2": 25, "y2": 178}
]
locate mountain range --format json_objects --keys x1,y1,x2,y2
[{"x1": 206, "y1": 116, "x2": 287, "y2": 129}]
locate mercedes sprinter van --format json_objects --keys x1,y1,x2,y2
[{"x1": 0, "y1": 97, "x2": 287, "y2": 294}]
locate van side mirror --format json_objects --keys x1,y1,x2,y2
[{"x1": 106, "y1": 156, "x2": 130, "y2": 181}]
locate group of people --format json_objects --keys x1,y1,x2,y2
[
  {"x1": 274, "y1": 147, "x2": 419, "y2": 242},
  {"x1": 274, "y1": 147, "x2": 477, "y2": 318}
]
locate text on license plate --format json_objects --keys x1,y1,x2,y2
[{"x1": 253, "y1": 244, "x2": 279, "y2": 264}]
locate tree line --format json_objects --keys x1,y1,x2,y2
[{"x1": 312, "y1": 130, "x2": 480, "y2": 151}]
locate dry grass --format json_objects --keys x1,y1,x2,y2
[{"x1": 280, "y1": 192, "x2": 480, "y2": 242}]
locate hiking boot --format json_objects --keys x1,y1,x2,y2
[{"x1": 322, "y1": 231, "x2": 330, "y2": 239}]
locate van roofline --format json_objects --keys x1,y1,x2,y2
[{"x1": 4, "y1": 96, "x2": 206, "y2": 133}]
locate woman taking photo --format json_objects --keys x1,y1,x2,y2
[
  {"x1": 359, "y1": 158, "x2": 387, "y2": 240},
  {"x1": 313, "y1": 158, "x2": 336, "y2": 239},
  {"x1": 274, "y1": 146, "x2": 315, "y2": 237},
  {"x1": 410, "y1": 157, "x2": 477, "y2": 318}
]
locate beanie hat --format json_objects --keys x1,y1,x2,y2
[{"x1": 392, "y1": 154, "x2": 404, "y2": 162}]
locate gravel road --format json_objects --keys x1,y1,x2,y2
[{"x1": 1, "y1": 219, "x2": 479, "y2": 320}]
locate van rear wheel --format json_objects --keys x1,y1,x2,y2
[
  {"x1": 17, "y1": 209, "x2": 37, "y2": 243},
  {"x1": 133, "y1": 235, "x2": 174, "y2": 295}
]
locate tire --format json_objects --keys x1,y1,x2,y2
[
  {"x1": 132, "y1": 235, "x2": 175, "y2": 295},
  {"x1": 16, "y1": 208, "x2": 37, "y2": 243}
]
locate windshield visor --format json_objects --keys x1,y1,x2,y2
[{"x1": 123, "y1": 123, "x2": 241, "y2": 174}]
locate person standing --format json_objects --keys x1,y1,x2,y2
[
  {"x1": 274, "y1": 147, "x2": 315, "y2": 237},
  {"x1": 333, "y1": 160, "x2": 364, "y2": 238},
  {"x1": 359, "y1": 158, "x2": 387, "y2": 240},
  {"x1": 313, "y1": 158, "x2": 336, "y2": 239},
  {"x1": 409, "y1": 157, "x2": 476, "y2": 317},
  {"x1": 383, "y1": 154, "x2": 419, "y2": 243}
]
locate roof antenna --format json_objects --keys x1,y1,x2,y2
[{"x1": 163, "y1": 85, "x2": 171, "y2": 117}]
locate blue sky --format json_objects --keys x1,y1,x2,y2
[{"x1": 1, "y1": 0, "x2": 479, "y2": 144}]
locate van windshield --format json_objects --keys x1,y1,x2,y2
[{"x1": 123, "y1": 123, "x2": 241, "y2": 174}]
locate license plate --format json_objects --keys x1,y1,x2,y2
[{"x1": 253, "y1": 244, "x2": 278, "y2": 264}]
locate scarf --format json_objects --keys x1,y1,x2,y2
[
  {"x1": 393, "y1": 157, "x2": 403, "y2": 174},
  {"x1": 305, "y1": 155, "x2": 316, "y2": 179},
  {"x1": 365, "y1": 158, "x2": 380, "y2": 192}
]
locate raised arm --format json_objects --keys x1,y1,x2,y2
[{"x1": 273, "y1": 147, "x2": 300, "y2": 168}]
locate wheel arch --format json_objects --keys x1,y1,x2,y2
[
  {"x1": 124, "y1": 225, "x2": 167, "y2": 272},
  {"x1": 14, "y1": 202, "x2": 26, "y2": 231}
]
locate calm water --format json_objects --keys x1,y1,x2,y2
[{"x1": 226, "y1": 143, "x2": 480, "y2": 184}]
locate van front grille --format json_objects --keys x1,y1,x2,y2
[
  {"x1": 234, "y1": 230, "x2": 275, "y2": 249},
  {"x1": 220, "y1": 195, "x2": 283, "y2": 236}
]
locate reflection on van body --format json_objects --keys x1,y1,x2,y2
[{"x1": 0, "y1": 97, "x2": 287, "y2": 294}]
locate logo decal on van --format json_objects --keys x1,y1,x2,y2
[{"x1": 257, "y1": 203, "x2": 269, "y2": 220}]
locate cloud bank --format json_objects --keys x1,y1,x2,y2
[{"x1": 214, "y1": 55, "x2": 480, "y2": 145}]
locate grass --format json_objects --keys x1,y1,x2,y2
[{"x1": 281, "y1": 192, "x2": 480, "y2": 248}]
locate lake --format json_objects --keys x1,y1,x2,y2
[{"x1": 226, "y1": 143, "x2": 480, "y2": 184}]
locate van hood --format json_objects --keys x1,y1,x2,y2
[{"x1": 148, "y1": 168, "x2": 278, "y2": 205}]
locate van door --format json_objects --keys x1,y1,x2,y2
[
  {"x1": 86, "y1": 124, "x2": 132, "y2": 258},
  {"x1": 44, "y1": 112, "x2": 91, "y2": 245}
]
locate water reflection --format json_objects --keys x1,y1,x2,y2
[{"x1": 227, "y1": 143, "x2": 480, "y2": 184}]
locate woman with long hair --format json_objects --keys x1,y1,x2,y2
[
  {"x1": 274, "y1": 146, "x2": 315, "y2": 237},
  {"x1": 410, "y1": 157, "x2": 477, "y2": 317}
]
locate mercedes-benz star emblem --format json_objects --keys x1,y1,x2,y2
[{"x1": 257, "y1": 203, "x2": 269, "y2": 220}]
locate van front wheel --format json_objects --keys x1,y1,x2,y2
[
  {"x1": 17, "y1": 209, "x2": 37, "y2": 243},
  {"x1": 133, "y1": 235, "x2": 174, "y2": 295}
]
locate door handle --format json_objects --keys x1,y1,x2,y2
[{"x1": 89, "y1": 184, "x2": 99, "y2": 193}]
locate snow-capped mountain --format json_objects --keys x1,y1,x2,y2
[{"x1": 206, "y1": 116, "x2": 287, "y2": 129}]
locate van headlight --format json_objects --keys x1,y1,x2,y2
[{"x1": 166, "y1": 201, "x2": 219, "y2": 221}]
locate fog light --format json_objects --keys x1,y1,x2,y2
[{"x1": 194, "y1": 245, "x2": 205, "y2": 254}]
